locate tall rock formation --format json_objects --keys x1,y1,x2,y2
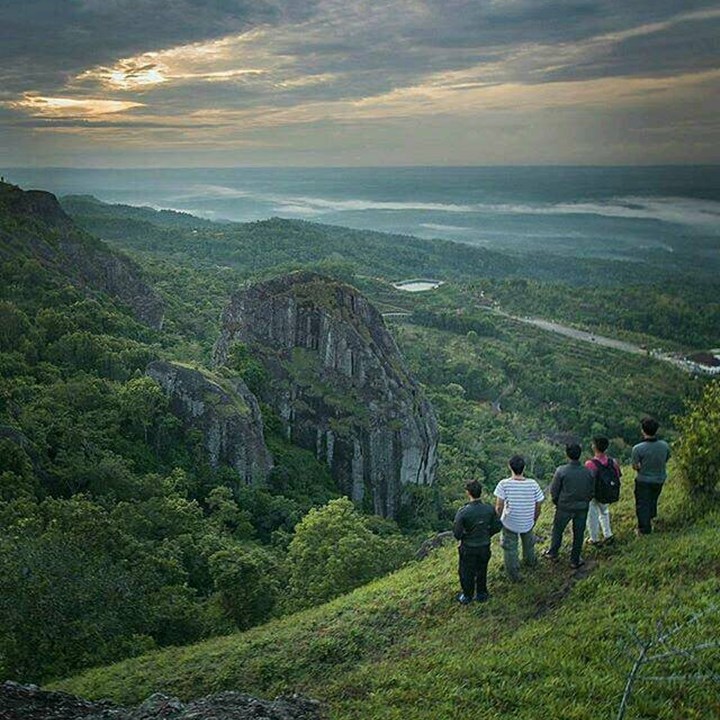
[
  {"x1": 147, "y1": 361, "x2": 272, "y2": 485},
  {"x1": 0, "y1": 182, "x2": 164, "y2": 328},
  {"x1": 213, "y1": 271, "x2": 438, "y2": 517}
]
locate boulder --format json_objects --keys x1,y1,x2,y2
[
  {"x1": 146, "y1": 361, "x2": 272, "y2": 485},
  {"x1": 213, "y1": 271, "x2": 438, "y2": 517},
  {"x1": 0, "y1": 682, "x2": 324, "y2": 720}
]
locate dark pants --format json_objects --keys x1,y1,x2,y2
[
  {"x1": 635, "y1": 480, "x2": 664, "y2": 534},
  {"x1": 458, "y1": 544, "x2": 491, "y2": 597},
  {"x1": 549, "y1": 508, "x2": 588, "y2": 564}
]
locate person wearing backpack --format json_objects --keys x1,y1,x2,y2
[
  {"x1": 585, "y1": 436, "x2": 621, "y2": 546},
  {"x1": 453, "y1": 479, "x2": 504, "y2": 603}
]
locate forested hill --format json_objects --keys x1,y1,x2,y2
[
  {"x1": 0, "y1": 184, "x2": 420, "y2": 685},
  {"x1": 60, "y1": 194, "x2": 667, "y2": 285},
  {"x1": 62, "y1": 192, "x2": 720, "y2": 282},
  {"x1": 0, "y1": 182, "x2": 163, "y2": 328},
  {"x1": 61, "y1": 193, "x2": 720, "y2": 350}
]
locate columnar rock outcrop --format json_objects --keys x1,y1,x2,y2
[
  {"x1": 146, "y1": 361, "x2": 272, "y2": 485},
  {"x1": 213, "y1": 271, "x2": 438, "y2": 517}
]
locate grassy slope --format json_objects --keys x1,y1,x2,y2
[{"x1": 53, "y1": 475, "x2": 719, "y2": 720}]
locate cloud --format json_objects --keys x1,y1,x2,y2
[
  {"x1": 0, "y1": 0, "x2": 315, "y2": 93},
  {"x1": 1, "y1": 0, "x2": 718, "y2": 165},
  {"x1": 9, "y1": 95, "x2": 144, "y2": 117}
]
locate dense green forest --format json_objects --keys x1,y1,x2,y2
[{"x1": 0, "y1": 185, "x2": 716, "y2": 688}]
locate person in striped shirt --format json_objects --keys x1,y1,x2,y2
[{"x1": 494, "y1": 455, "x2": 545, "y2": 582}]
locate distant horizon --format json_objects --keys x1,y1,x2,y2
[
  {"x1": 8, "y1": 165, "x2": 717, "y2": 255},
  {"x1": 5, "y1": 163, "x2": 720, "y2": 172}
]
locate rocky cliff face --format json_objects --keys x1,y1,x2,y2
[
  {"x1": 0, "y1": 682, "x2": 324, "y2": 720},
  {"x1": 0, "y1": 182, "x2": 164, "y2": 328},
  {"x1": 146, "y1": 361, "x2": 272, "y2": 485},
  {"x1": 213, "y1": 271, "x2": 438, "y2": 517}
]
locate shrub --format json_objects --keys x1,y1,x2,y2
[{"x1": 674, "y1": 380, "x2": 720, "y2": 496}]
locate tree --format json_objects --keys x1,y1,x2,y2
[
  {"x1": 118, "y1": 376, "x2": 167, "y2": 445},
  {"x1": 226, "y1": 342, "x2": 269, "y2": 395},
  {"x1": 284, "y1": 497, "x2": 411, "y2": 611},
  {"x1": 208, "y1": 544, "x2": 280, "y2": 629},
  {"x1": 0, "y1": 301, "x2": 31, "y2": 352},
  {"x1": 675, "y1": 380, "x2": 720, "y2": 496}
]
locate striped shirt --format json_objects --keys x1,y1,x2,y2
[{"x1": 494, "y1": 477, "x2": 545, "y2": 533}]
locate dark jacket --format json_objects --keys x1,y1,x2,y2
[
  {"x1": 550, "y1": 460, "x2": 594, "y2": 512},
  {"x1": 453, "y1": 500, "x2": 503, "y2": 548}
]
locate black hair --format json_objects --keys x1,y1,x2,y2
[
  {"x1": 566, "y1": 443, "x2": 582, "y2": 461},
  {"x1": 465, "y1": 479, "x2": 483, "y2": 499},
  {"x1": 593, "y1": 436, "x2": 609, "y2": 453},
  {"x1": 641, "y1": 417, "x2": 659, "y2": 436},
  {"x1": 508, "y1": 454, "x2": 526, "y2": 475}
]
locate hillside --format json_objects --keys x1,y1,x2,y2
[
  {"x1": 0, "y1": 182, "x2": 164, "y2": 329},
  {"x1": 2, "y1": 184, "x2": 717, "y2": 713},
  {"x1": 0, "y1": 186, "x2": 419, "y2": 684},
  {"x1": 52, "y1": 477, "x2": 720, "y2": 720}
]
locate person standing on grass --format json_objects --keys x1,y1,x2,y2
[
  {"x1": 585, "y1": 436, "x2": 621, "y2": 546},
  {"x1": 632, "y1": 417, "x2": 671, "y2": 535},
  {"x1": 453, "y1": 480, "x2": 503, "y2": 604},
  {"x1": 545, "y1": 443, "x2": 594, "y2": 569},
  {"x1": 494, "y1": 455, "x2": 544, "y2": 582}
]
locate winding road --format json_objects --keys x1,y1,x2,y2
[{"x1": 496, "y1": 311, "x2": 645, "y2": 355}]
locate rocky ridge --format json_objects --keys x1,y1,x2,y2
[
  {"x1": 213, "y1": 271, "x2": 438, "y2": 517},
  {"x1": 0, "y1": 182, "x2": 164, "y2": 328},
  {"x1": 0, "y1": 682, "x2": 324, "y2": 720}
]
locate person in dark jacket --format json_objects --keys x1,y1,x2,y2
[
  {"x1": 544, "y1": 443, "x2": 594, "y2": 569},
  {"x1": 453, "y1": 479, "x2": 503, "y2": 603}
]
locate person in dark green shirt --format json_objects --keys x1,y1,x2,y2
[
  {"x1": 631, "y1": 416, "x2": 671, "y2": 535},
  {"x1": 453, "y1": 480, "x2": 503, "y2": 604}
]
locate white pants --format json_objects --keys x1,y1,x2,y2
[{"x1": 587, "y1": 499, "x2": 612, "y2": 541}]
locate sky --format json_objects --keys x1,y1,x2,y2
[{"x1": 1, "y1": 0, "x2": 719, "y2": 167}]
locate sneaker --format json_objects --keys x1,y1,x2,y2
[
  {"x1": 542, "y1": 550, "x2": 558, "y2": 561},
  {"x1": 586, "y1": 539, "x2": 602, "y2": 546},
  {"x1": 475, "y1": 592, "x2": 490, "y2": 603},
  {"x1": 603, "y1": 536, "x2": 615, "y2": 546},
  {"x1": 569, "y1": 559, "x2": 586, "y2": 570},
  {"x1": 456, "y1": 593, "x2": 472, "y2": 605}
]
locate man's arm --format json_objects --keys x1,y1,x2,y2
[
  {"x1": 631, "y1": 445, "x2": 641, "y2": 471},
  {"x1": 534, "y1": 500, "x2": 542, "y2": 522},
  {"x1": 549, "y1": 470, "x2": 561, "y2": 505},
  {"x1": 452, "y1": 508, "x2": 465, "y2": 541},
  {"x1": 489, "y1": 508, "x2": 503, "y2": 536},
  {"x1": 495, "y1": 498, "x2": 505, "y2": 517}
]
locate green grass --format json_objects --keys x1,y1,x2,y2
[{"x1": 51, "y1": 475, "x2": 719, "y2": 719}]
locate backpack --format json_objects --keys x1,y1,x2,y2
[{"x1": 591, "y1": 458, "x2": 621, "y2": 504}]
